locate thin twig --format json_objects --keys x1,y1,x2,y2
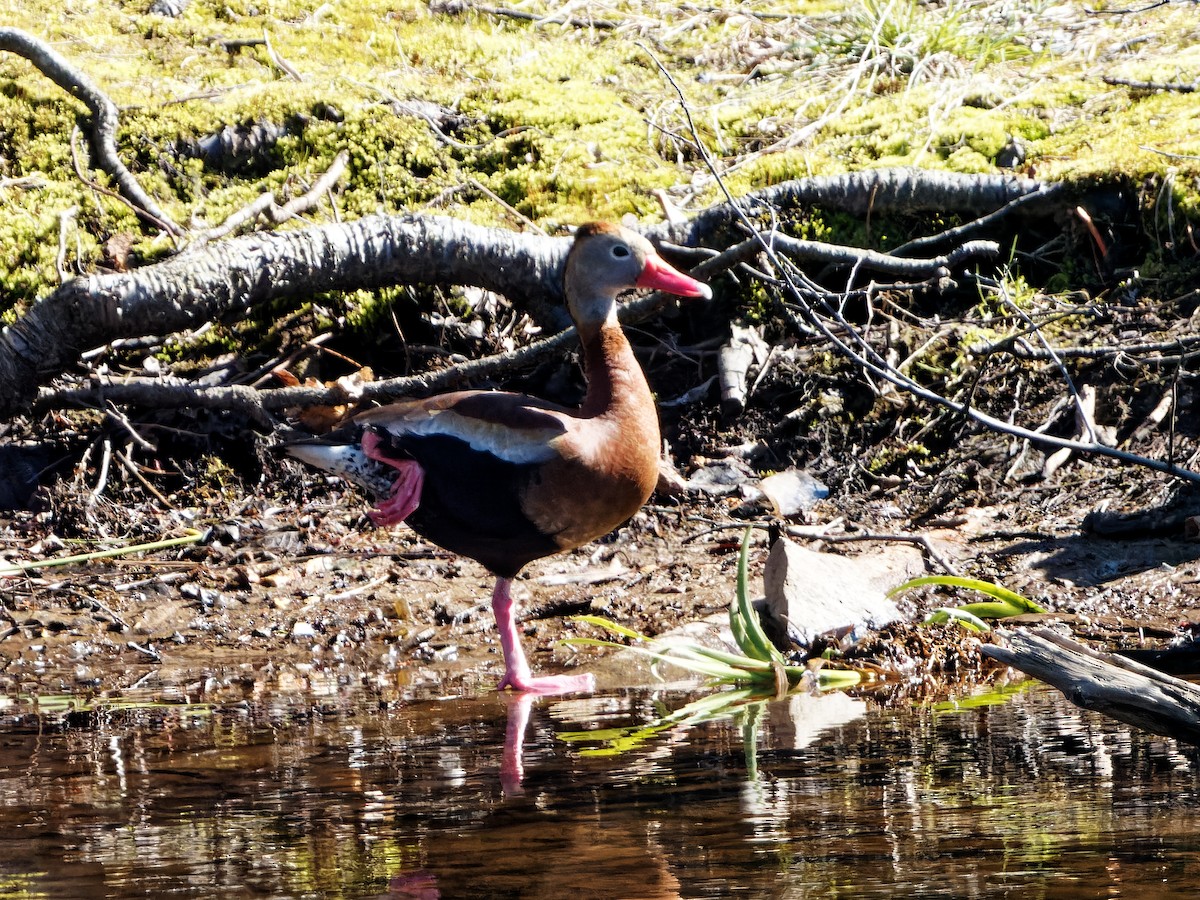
[
  {"x1": 114, "y1": 446, "x2": 173, "y2": 509},
  {"x1": 86, "y1": 596, "x2": 130, "y2": 630},
  {"x1": 126, "y1": 641, "x2": 162, "y2": 661},
  {"x1": 261, "y1": 28, "x2": 303, "y2": 81},
  {"x1": 892, "y1": 186, "x2": 1064, "y2": 256},
  {"x1": 86, "y1": 438, "x2": 113, "y2": 509},
  {"x1": 0, "y1": 529, "x2": 205, "y2": 578},
  {"x1": 190, "y1": 150, "x2": 348, "y2": 245},
  {"x1": 69, "y1": 126, "x2": 180, "y2": 239},
  {"x1": 56, "y1": 204, "x2": 79, "y2": 282},
  {"x1": 472, "y1": 3, "x2": 618, "y2": 29},
  {"x1": 994, "y1": 278, "x2": 1096, "y2": 445},
  {"x1": 787, "y1": 527, "x2": 961, "y2": 577},
  {"x1": 467, "y1": 179, "x2": 547, "y2": 235},
  {"x1": 105, "y1": 402, "x2": 157, "y2": 452},
  {"x1": 1103, "y1": 75, "x2": 1196, "y2": 93}
]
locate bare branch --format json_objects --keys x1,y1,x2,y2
[
  {"x1": 0, "y1": 27, "x2": 183, "y2": 236},
  {"x1": 646, "y1": 167, "x2": 1066, "y2": 248},
  {"x1": 1103, "y1": 74, "x2": 1196, "y2": 93},
  {"x1": 1, "y1": 215, "x2": 570, "y2": 419},
  {"x1": 464, "y1": 3, "x2": 618, "y2": 29},
  {"x1": 190, "y1": 150, "x2": 349, "y2": 246},
  {"x1": 261, "y1": 28, "x2": 303, "y2": 81},
  {"x1": 770, "y1": 233, "x2": 999, "y2": 278}
]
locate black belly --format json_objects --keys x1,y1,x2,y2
[{"x1": 393, "y1": 432, "x2": 560, "y2": 579}]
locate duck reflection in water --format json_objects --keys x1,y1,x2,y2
[{"x1": 377, "y1": 691, "x2": 684, "y2": 900}]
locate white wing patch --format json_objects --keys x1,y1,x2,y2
[{"x1": 356, "y1": 402, "x2": 567, "y2": 465}]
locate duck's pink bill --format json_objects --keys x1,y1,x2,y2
[{"x1": 636, "y1": 255, "x2": 712, "y2": 299}]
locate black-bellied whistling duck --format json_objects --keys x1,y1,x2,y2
[{"x1": 286, "y1": 223, "x2": 711, "y2": 694}]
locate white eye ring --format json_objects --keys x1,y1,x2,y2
[{"x1": 612, "y1": 244, "x2": 631, "y2": 258}]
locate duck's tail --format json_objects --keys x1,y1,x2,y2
[{"x1": 279, "y1": 431, "x2": 395, "y2": 496}]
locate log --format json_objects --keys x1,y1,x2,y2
[{"x1": 981, "y1": 627, "x2": 1200, "y2": 744}]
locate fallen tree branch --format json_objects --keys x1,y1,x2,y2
[
  {"x1": 2, "y1": 215, "x2": 570, "y2": 420},
  {"x1": 982, "y1": 627, "x2": 1200, "y2": 745},
  {"x1": 29, "y1": 233, "x2": 993, "y2": 420},
  {"x1": 0, "y1": 27, "x2": 183, "y2": 236},
  {"x1": 34, "y1": 242, "x2": 745, "y2": 417},
  {"x1": 647, "y1": 167, "x2": 1067, "y2": 248}
]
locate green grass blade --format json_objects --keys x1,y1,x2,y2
[
  {"x1": 732, "y1": 528, "x2": 787, "y2": 665},
  {"x1": 0, "y1": 529, "x2": 205, "y2": 577},
  {"x1": 565, "y1": 536, "x2": 862, "y2": 691},
  {"x1": 562, "y1": 637, "x2": 752, "y2": 680},
  {"x1": 569, "y1": 614, "x2": 649, "y2": 641},
  {"x1": 675, "y1": 644, "x2": 776, "y2": 671},
  {"x1": 923, "y1": 606, "x2": 992, "y2": 632},
  {"x1": 955, "y1": 600, "x2": 1026, "y2": 618},
  {"x1": 816, "y1": 668, "x2": 863, "y2": 689},
  {"x1": 558, "y1": 687, "x2": 765, "y2": 755},
  {"x1": 889, "y1": 575, "x2": 1046, "y2": 614}
]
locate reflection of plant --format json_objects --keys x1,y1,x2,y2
[
  {"x1": 890, "y1": 575, "x2": 1047, "y2": 632},
  {"x1": 561, "y1": 530, "x2": 863, "y2": 768},
  {"x1": 558, "y1": 686, "x2": 767, "y2": 758},
  {"x1": 928, "y1": 679, "x2": 1032, "y2": 713},
  {"x1": 568, "y1": 529, "x2": 861, "y2": 691}
]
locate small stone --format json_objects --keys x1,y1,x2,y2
[
  {"x1": 764, "y1": 536, "x2": 922, "y2": 647},
  {"x1": 291, "y1": 621, "x2": 317, "y2": 639}
]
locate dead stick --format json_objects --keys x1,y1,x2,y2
[
  {"x1": 191, "y1": 150, "x2": 348, "y2": 245},
  {"x1": 0, "y1": 27, "x2": 183, "y2": 235}
]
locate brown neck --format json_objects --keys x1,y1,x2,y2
[{"x1": 578, "y1": 321, "x2": 652, "y2": 420}]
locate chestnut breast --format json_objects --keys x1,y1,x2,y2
[{"x1": 519, "y1": 326, "x2": 661, "y2": 550}]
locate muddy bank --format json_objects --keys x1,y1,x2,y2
[{"x1": 3, "y1": 442, "x2": 1198, "y2": 700}]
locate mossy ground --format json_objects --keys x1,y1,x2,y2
[{"x1": 1, "y1": 0, "x2": 1198, "y2": 314}]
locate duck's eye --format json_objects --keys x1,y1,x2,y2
[{"x1": 611, "y1": 244, "x2": 631, "y2": 258}]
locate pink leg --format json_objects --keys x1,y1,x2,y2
[
  {"x1": 362, "y1": 431, "x2": 424, "y2": 527},
  {"x1": 491, "y1": 578, "x2": 595, "y2": 695}
]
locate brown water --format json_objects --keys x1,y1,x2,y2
[{"x1": 1, "y1": 673, "x2": 1198, "y2": 899}]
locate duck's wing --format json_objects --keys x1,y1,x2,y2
[
  {"x1": 287, "y1": 391, "x2": 581, "y2": 577},
  {"x1": 354, "y1": 391, "x2": 572, "y2": 466}
]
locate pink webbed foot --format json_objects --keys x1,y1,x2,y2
[
  {"x1": 496, "y1": 670, "x2": 596, "y2": 696},
  {"x1": 362, "y1": 430, "x2": 424, "y2": 527},
  {"x1": 490, "y1": 577, "x2": 595, "y2": 696}
]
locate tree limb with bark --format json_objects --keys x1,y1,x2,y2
[{"x1": 2, "y1": 22, "x2": 1196, "y2": 499}]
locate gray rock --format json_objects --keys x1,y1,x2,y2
[{"x1": 763, "y1": 537, "x2": 922, "y2": 646}]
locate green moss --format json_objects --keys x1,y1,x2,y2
[
  {"x1": 0, "y1": 0, "x2": 1197, "y2": 322},
  {"x1": 868, "y1": 440, "x2": 931, "y2": 475}
]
